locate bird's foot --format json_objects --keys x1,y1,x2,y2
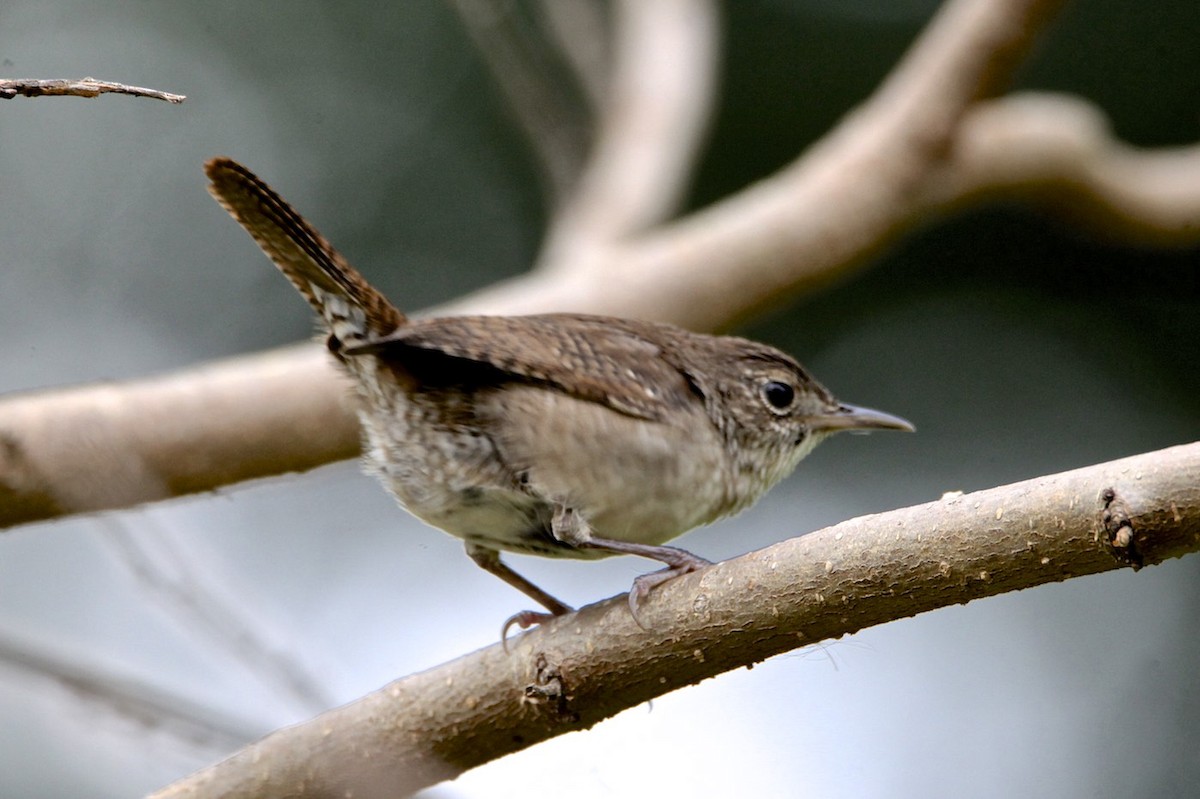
[
  {"x1": 501, "y1": 608, "x2": 570, "y2": 652},
  {"x1": 628, "y1": 551, "x2": 713, "y2": 627}
]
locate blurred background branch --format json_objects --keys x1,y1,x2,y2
[
  {"x1": 98, "y1": 516, "x2": 333, "y2": 715},
  {"x1": 0, "y1": 625, "x2": 263, "y2": 754},
  {"x1": 445, "y1": 0, "x2": 597, "y2": 206},
  {"x1": 535, "y1": 0, "x2": 720, "y2": 265}
]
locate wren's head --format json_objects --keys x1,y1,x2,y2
[{"x1": 679, "y1": 334, "x2": 914, "y2": 511}]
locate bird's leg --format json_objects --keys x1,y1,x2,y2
[
  {"x1": 551, "y1": 505, "x2": 712, "y2": 623},
  {"x1": 466, "y1": 543, "x2": 574, "y2": 645}
]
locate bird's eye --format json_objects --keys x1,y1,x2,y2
[{"x1": 761, "y1": 380, "x2": 795, "y2": 411}]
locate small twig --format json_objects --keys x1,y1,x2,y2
[
  {"x1": 0, "y1": 625, "x2": 262, "y2": 752},
  {"x1": 0, "y1": 77, "x2": 185, "y2": 103},
  {"x1": 99, "y1": 517, "x2": 335, "y2": 715}
]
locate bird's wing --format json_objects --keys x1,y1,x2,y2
[{"x1": 350, "y1": 313, "x2": 700, "y2": 421}]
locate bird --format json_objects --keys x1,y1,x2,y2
[{"x1": 205, "y1": 157, "x2": 914, "y2": 637}]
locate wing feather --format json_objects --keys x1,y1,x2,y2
[{"x1": 349, "y1": 314, "x2": 700, "y2": 421}]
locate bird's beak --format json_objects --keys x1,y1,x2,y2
[{"x1": 809, "y1": 403, "x2": 915, "y2": 433}]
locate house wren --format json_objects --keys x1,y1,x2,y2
[{"x1": 205, "y1": 157, "x2": 913, "y2": 634}]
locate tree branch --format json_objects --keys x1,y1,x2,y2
[
  {"x1": 0, "y1": 347, "x2": 358, "y2": 526},
  {"x1": 0, "y1": 77, "x2": 185, "y2": 103},
  {"x1": 924, "y1": 92, "x2": 1200, "y2": 245},
  {"x1": 460, "y1": 0, "x2": 1072, "y2": 329},
  {"x1": 149, "y1": 440, "x2": 1200, "y2": 798}
]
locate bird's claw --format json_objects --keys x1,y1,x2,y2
[
  {"x1": 627, "y1": 554, "x2": 713, "y2": 628},
  {"x1": 500, "y1": 609, "x2": 560, "y2": 652}
]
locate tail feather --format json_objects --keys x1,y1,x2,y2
[{"x1": 205, "y1": 157, "x2": 405, "y2": 343}]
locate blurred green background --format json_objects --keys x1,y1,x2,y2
[{"x1": 1, "y1": 1, "x2": 1198, "y2": 797}]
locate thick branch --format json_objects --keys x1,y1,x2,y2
[
  {"x1": 0, "y1": 347, "x2": 358, "y2": 525},
  {"x1": 150, "y1": 441, "x2": 1200, "y2": 798},
  {"x1": 0, "y1": 77, "x2": 185, "y2": 103}
]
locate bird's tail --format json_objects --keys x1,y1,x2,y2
[{"x1": 205, "y1": 157, "x2": 405, "y2": 345}]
